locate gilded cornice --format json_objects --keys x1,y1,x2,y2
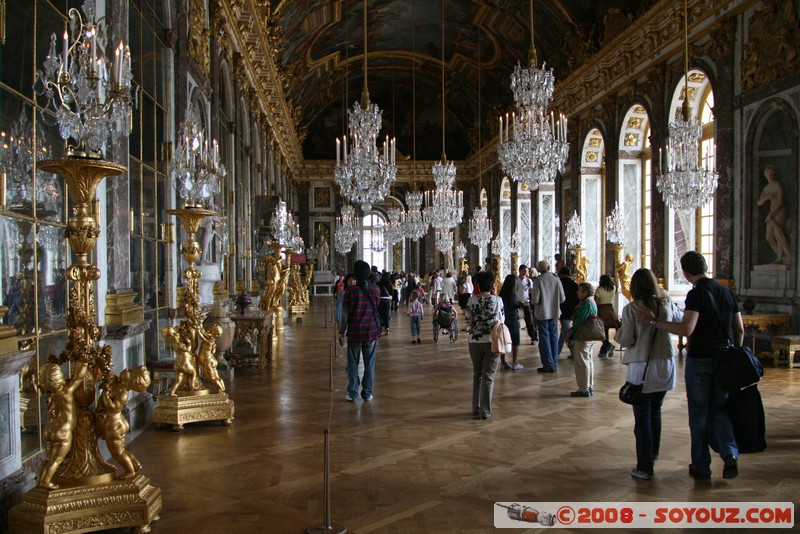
[
  {"x1": 214, "y1": 0, "x2": 302, "y2": 176},
  {"x1": 553, "y1": 0, "x2": 759, "y2": 115}
]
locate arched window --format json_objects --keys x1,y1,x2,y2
[
  {"x1": 698, "y1": 86, "x2": 716, "y2": 277},
  {"x1": 361, "y1": 213, "x2": 387, "y2": 272},
  {"x1": 618, "y1": 106, "x2": 650, "y2": 275},
  {"x1": 580, "y1": 129, "x2": 604, "y2": 283}
]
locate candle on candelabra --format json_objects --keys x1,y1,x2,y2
[
  {"x1": 62, "y1": 27, "x2": 69, "y2": 72},
  {"x1": 114, "y1": 43, "x2": 122, "y2": 83},
  {"x1": 91, "y1": 28, "x2": 97, "y2": 65},
  {"x1": 96, "y1": 60, "x2": 102, "y2": 94},
  {"x1": 336, "y1": 138, "x2": 340, "y2": 165},
  {"x1": 343, "y1": 135, "x2": 347, "y2": 163},
  {"x1": 499, "y1": 116, "x2": 503, "y2": 143}
]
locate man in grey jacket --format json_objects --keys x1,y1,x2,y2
[{"x1": 531, "y1": 260, "x2": 565, "y2": 372}]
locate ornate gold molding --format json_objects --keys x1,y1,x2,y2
[
  {"x1": 213, "y1": 0, "x2": 302, "y2": 176},
  {"x1": 554, "y1": 0, "x2": 755, "y2": 114}
]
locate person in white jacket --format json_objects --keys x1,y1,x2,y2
[{"x1": 615, "y1": 268, "x2": 682, "y2": 481}]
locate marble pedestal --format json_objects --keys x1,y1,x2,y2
[
  {"x1": 750, "y1": 264, "x2": 791, "y2": 296},
  {"x1": 197, "y1": 264, "x2": 222, "y2": 306},
  {"x1": 0, "y1": 350, "x2": 35, "y2": 481},
  {"x1": 153, "y1": 391, "x2": 234, "y2": 431},
  {"x1": 8, "y1": 473, "x2": 161, "y2": 533}
]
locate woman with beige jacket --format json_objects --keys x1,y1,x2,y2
[{"x1": 615, "y1": 268, "x2": 683, "y2": 481}]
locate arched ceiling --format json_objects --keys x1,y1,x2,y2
[{"x1": 270, "y1": 0, "x2": 657, "y2": 161}]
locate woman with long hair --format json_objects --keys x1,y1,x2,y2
[
  {"x1": 615, "y1": 268, "x2": 682, "y2": 481},
  {"x1": 465, "y1": 270, "x2": 504, "y2": 420},
  {"x1": 596, "y1": 274, "x2": 620, "y2": 357},
  {"x1": 498, "y1": 274, "x2": 523, "y2": 370}
]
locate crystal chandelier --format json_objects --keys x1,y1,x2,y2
[
  {"x1": 423, "y1": 2, "x2": 463, "y2": 232},
  {"x1": 423, "y1": 180, "x2": 463, "y2": 231},
  {"x1": 1, "y1": 109, "x2": 58, "y2": 212},
  {"x1": 497, "y1": 0, "x2": 568, "y2": 190},
  {"x1": 468, "y1": 206, "x2": 493, "y2": 247},
  {"x1": 656, "y1": 0, "x2": 718, "y2": 213},
  {"x1": 335, "y1": 204, "x2": 359, "y2": 254},
  {"x1": 565, "y1": 211, "x2": 584, "y2": 247},
  {"x1": 468, "y1": 32, "x2": 492, "y2": 253},
  {"x1": 404, "y1": 191, "x2": 428, "y2": 241},
  {"x1": 436, "y1": 229, "x2": 454, "y2": 253},
  {"x1": 371, "y1": 220, "x2": 386, "y2": 252},
  {"x1": 383, "y1": 205, "x2": 405, "y2": 246},
  {"x1": 269, "y1": 199, "x2": 302, "y2": 250},
  {"x1": 333, "y1": 0, "x2": 396, "y2": 213},
  {"x1": 606, "y1": 202, "x2": 626, "y2": 246},
  {"x1": 170, "y1": 113, "x2": 226, "y2": 210},
  {"x1": 34, "y1": 0, "x2": 134, "y2": 158}
]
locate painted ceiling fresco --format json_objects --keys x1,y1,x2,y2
[{"x1": 271, "y1": 0, "x2": 657, "y2": 160}]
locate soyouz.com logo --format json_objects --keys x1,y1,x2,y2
[{"x1": 494, "y1": 502, "x2": 794, "y2": 528}]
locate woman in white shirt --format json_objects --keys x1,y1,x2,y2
[{"x1": 615, "y1": 268, "x2": 682, "y2": 482}]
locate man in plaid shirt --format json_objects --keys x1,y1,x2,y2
[{"x1": 339, "y1": 260, "x2": 381, "y2": 402}]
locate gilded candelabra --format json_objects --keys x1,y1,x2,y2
[
  {"x1": 153, "y1": 206, "x2": 234, "y2": 430},
  {"x1": 571, "y1": 247, "x2": 589, "y2": 284},
  {"x1": 9, "y1": 158, "x2": 161, "y2": 533}
]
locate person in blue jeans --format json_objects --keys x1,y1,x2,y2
[
  {"x1": 530, "y1": 260, "x2": 565, "y2": 373},
  {"x1": 636, "y1": 251, "x2": 744, "y2": 480},
  {"x1": 339, "y1": 260, "x2": 381, "y2": 402}
]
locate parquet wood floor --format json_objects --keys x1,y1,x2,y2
[{"x1": 125, "y1": 303, "x2": 800, "y2": 533}]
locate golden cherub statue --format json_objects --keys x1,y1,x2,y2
[
  {"x1": 36, "y1": 360, "x2": 88, "y2": 489},
  {"x1": 96, "y1": 367, "x2": 151, "y2": 479}
]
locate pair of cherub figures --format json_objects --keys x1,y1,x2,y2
[
  {"x1": 36, "y1": 356, "x2": 151, "y2": 489},
  {"x1": 162, "y1": 320, "x2": 226, "y2": 396}
]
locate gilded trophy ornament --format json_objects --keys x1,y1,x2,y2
[
  {"x1": 154, "y1": 207, "x2": 234, "y2": 430},
  {"x1": 10, "y1": 158, "x2": 161, "y2": 534}
]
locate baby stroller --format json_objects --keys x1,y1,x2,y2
[{"x1": 433, "y1": 301, "x2": 458, "y2": 342}]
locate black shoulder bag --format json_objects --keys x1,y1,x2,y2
[{"x1": 702, "y1": 283, "x2": 763, "y2": 391}]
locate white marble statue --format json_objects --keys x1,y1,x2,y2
[
  {"x1": 199, "y1": 215, "x2": 221, "y2": 266},
  {"x1": 315, "y1": 225, "x2": 329, "y2": 271},
  {"x1": 757, "y1": 165, "x2": 791, "y2": 265}
]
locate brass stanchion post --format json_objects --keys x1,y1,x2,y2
[
  {"x1": 307, "y1": 429, "x2": 347, "y2": 534},
  {"x1": 321, "y1": 344, "x2": 339, "y2": 392}
]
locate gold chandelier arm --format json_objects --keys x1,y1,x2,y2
[
  {"x1": 682, "y1": 0, "x2": 690, "y2": 121},
  {"x1": 441, "y1": 0, "x2": 446, "y2": 163},
  {"x1": 361, "y1": 0, "x2": 370, "y2": 106},
  {"x1": 412, "y1": 0, "x2": 416, "y2": 180},
  {"x1": 478, "y1": 18, "x2": 482, "y2": 190},
  {"x1": 529, "y1": 0, "x2": 537, "y2": 66}
]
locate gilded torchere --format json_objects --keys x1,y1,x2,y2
[
  {"x1": 153, "y1": 207, "x2": 235, "y2": 430},
  {"x1": 9, "y1": 158, "x2": 161, "y2": 534}
]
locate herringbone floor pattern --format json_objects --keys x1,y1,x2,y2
[{"x1": 126, "y1": 303, "x2": 800, "y2": 533}]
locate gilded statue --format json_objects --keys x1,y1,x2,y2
[
  {"x1": 197, "y1": 324, "x2": 226, "y2": 393},
  {"x1": 96, "y1": 367, "x2": 151, "y2": 478},
  {"x1": 37, "y1": 360, "x2": 88, "y2": 489},
  {"x1": 301, "y1": 263, "x2": 314, "y2": 305},
  {"x1": 576, "y1": 255, "x2": 591, "y2": 285},
  {"x1": 260, "y1": 252, "x2": 290, "y2": 310},
  {"x1": 742, "y1": 0, "x2": 800, "y2": 90},
  {"x1": 163, "y1": 324, "x2": 199, "y2": 396},
  {"x1": 288, "y1": 264, "x2": 303, "y2": 307},
  {"x1": 616, "y1": 253, "x2": 634, "y2": 301},
  {"x1": 757, "y1": 165, "x2": 792, "y2": 264}
]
